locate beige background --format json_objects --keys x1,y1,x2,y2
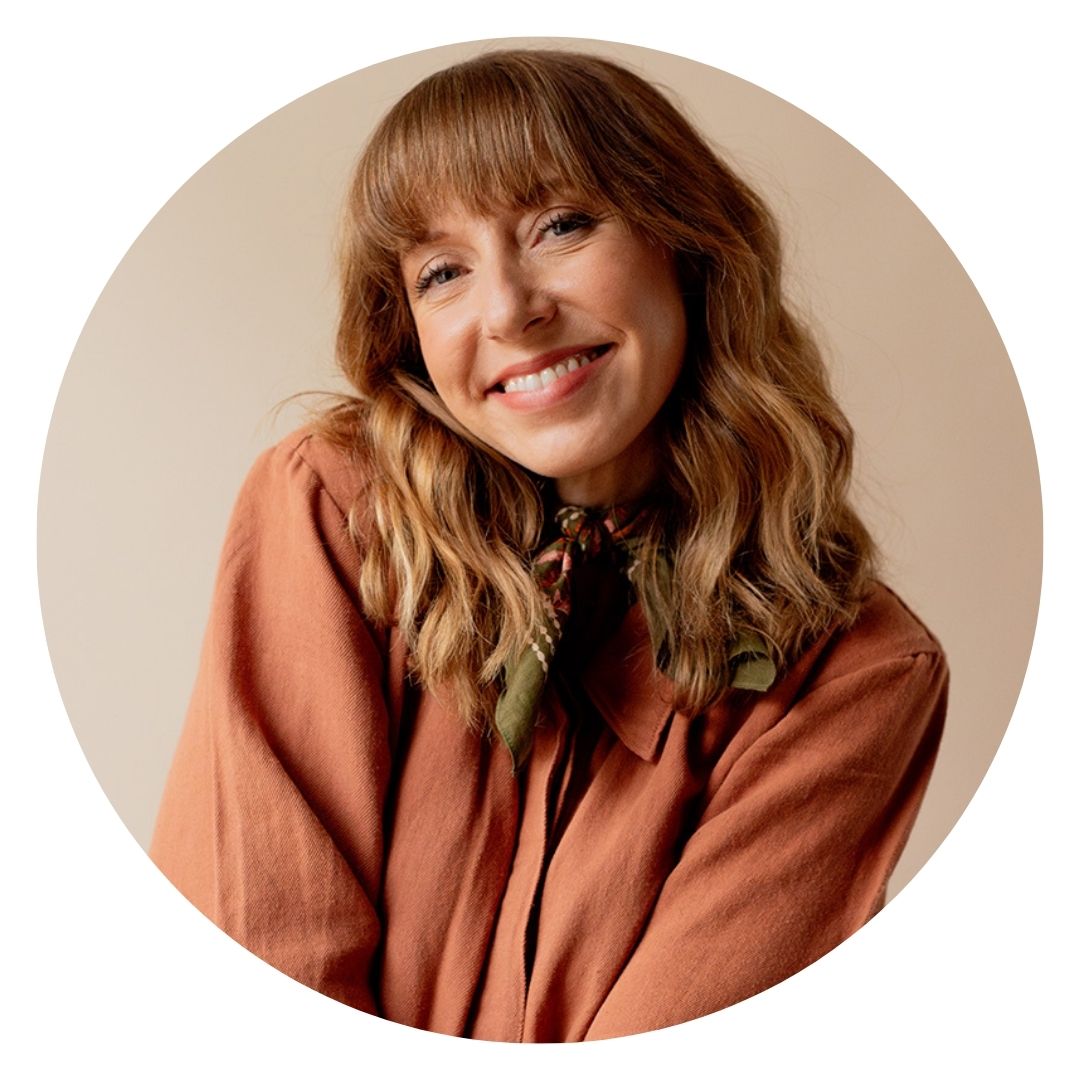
[{"x1": 38, "y1": 38, "x2": 1040, "y2": 899}]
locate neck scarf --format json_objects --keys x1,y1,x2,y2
[{"x1": 494, "y1": 505, "x2": 776, "y2": 770}]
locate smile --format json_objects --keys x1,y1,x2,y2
[{"x1": 497, "y1": 345, "x2": 611, "y2": 394}]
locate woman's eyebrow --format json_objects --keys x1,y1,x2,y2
[
  {"x1": 399, "y1": 229, "x2": 449, "y2": 261},
  {"x1": 399, "y1": 190, "x2": 593, "y2": 259},
  {"x1": 415, "y1": 227, "x2": 450, "y2": 246}
]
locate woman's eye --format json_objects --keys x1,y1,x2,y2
[
  {"x1": 539, "y1": 211, "x2": 595, "y2": 239},
  {"x1": 416, "y1": 262, "x2": 460, "y2": 295}
]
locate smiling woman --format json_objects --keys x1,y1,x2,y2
[
  {"x1": 401, "y1": 205, "x2": 686, "y2": 505},
  {"x1": 149, "y1": 49, "x2": 948, "y2": 1041}
]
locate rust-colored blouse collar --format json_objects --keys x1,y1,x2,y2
[{"x1": 580, "y1": 602, "x2": 777, "y2": 761}]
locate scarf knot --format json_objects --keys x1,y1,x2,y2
[
  {"x1": 533, "y1": 504, "x2": 648, "y2": 628},
  {"x1": 494, "y1": 503, "x2": 775, "y2": 772}
]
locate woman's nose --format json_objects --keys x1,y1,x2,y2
[{"x1": 478, "y1": 258, "x2": 556, "y2": 341}]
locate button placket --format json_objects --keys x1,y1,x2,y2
[{"x1": 514, "y1": 700, "x2": 572, "y2": 1041}]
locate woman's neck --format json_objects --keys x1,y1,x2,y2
[{"x1": 553, "y1": 425, "x2": 661, "y2": 507}]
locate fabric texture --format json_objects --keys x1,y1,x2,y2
[{"x1": 151, "y1": 429, "x2": 949, "y2": 1042}]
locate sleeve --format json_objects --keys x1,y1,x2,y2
[
  {"x1": 149, "y1": 437, "x2": 392, "y2": 1014},
  {"x1": 585, "y1": 647, "x2": 948, "y2": 1039}
]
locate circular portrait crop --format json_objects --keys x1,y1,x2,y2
[{"x1": 38, "y1": 38, "x2": 1040, "y2": 1041}]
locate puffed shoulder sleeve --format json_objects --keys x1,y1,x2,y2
[
  {"x1": 587, "y1": 612, "x2": 948, "y2": 1039},
  {"x1": 150, "y1": 432, "x2": 391, "y2": 1013}
]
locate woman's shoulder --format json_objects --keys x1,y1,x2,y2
[
  {"x1": 242, "y1": 425, "x2": 374, "y2": 521},
  {"x1": 849, "y1": 582, "x2": 943, "y2": 657},
  {"x1": 804, "y1": 581, "x2": 946, "y2": 690},
  {"x1": 213, "y1": 425, "x2": 377, "y2": 577}
]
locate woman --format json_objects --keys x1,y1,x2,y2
[{"x1": 151, "y1": 50, "x2": 948, "y2": 1041}]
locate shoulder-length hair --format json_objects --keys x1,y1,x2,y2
[{"x1": 319, "y1": 48, "x2": 876, "y2": 725}]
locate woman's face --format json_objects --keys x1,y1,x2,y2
[{"x1": 400, "y1": 197, "x2": 687, "y2": 506}]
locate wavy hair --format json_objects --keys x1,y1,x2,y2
[{"x1": 317, "y1": 49, "x2": 876, "y2": 725}]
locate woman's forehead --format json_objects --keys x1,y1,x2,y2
[{"x1": 396, "y1": 181, "x2": 606, "y2": 250}]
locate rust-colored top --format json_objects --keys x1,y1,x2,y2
[{"x1": 151, "y1": 429, "x2": 948, "y2": 1041}]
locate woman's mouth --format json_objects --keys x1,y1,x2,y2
[{"x1": 495, "y1": 344, "x2": 612, "y2": 394}]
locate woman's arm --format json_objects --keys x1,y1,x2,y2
[
  {"x1": 585, "y1": 645, "x2": 948, "y2": 1039},
  {"x1": 150, "y1": 433, "x2": 391, "y2": 1013}
]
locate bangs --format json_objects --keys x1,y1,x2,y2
[{"x1": 353, "y1": 52, "x2": 667, "y2": 252}]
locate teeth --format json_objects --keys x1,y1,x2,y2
[{"x1": 502, "y1": 349, "x2": 600, "y2": 394}]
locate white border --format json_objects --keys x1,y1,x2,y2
[{"x1": 6, "y1": 2, "x2": 1076, "y2": 1075}]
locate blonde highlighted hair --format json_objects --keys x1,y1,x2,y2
[{"x1": 318, "y1": 49, "x2": 876, "y2": 725}]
